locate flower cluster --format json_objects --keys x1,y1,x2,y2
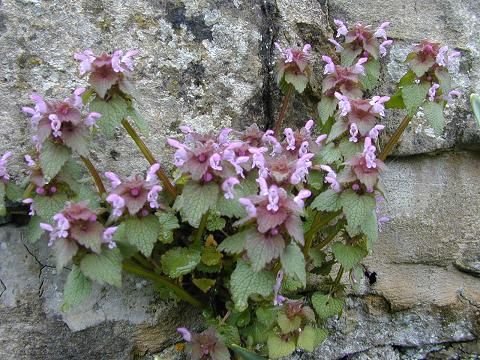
[
  {"x1": 22, "y1": 89, "x2": 101, "y2": 154},
  {"x1": 105, "y1": 163, "x2": 164, "y2": 219},
  {"x1": 39, "y1": 201, "x2": 117, "y2": 269},
  {"x1": 74, "y1": 49, "x2": 139, "y2": 98},
  {"x1": 274, "y1": 42, "x2": 312, "y2": 92},
  {"x1": 0, "y1": 152, "x2": 12, "y2": 183}
]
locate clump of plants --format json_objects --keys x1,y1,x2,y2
[{"x1": 0, "y1": 20, "x2": 461, "y2": 359}]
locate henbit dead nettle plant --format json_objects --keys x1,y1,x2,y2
[{"x1": 0, "y1": 19, "x2": 461, "y2": 359}]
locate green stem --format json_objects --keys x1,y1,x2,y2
[
  {"x1": 193, "y1": 213, "x2": 209, "y2": 245},
  {"x1": 123, "y1": 260, "x2": 205, "y2": 308},
  {"x1": 22, "y1": 183, "x2": 35, "y2": 199},
  {"x1": 303, "y1": 211, "x2": 342, "y2": 256},
  {"x1": 330, "y1": 265, "x2": 344, "y2": 294},
  {"x1": 378, "y1": 115, "x2": 412, "y2": 161},
  {"x1": 317, "y1": 221, "x2": 345, "y2": 251},
  {"x1": 121, "y1": 119, "x2": 177, "y2": 198},
  {"x1": 273, "y1": 85, "x2": 294, "y2": 135},
  {"x1": 80, "y1": 156, "x2": 106, "y2": 195}
]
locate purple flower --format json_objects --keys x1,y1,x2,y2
[
  {"x1": 320, "y1": 165, "x2": 341, "y2": 192},
  {"x1": 369, "y1": 96, "x2": 390, "y2": 116},
  {"x1": 85, "y1": 112, "x2": 101, "y2": 127},
  {"x1": 352, "y1": 57, "x2": 368, "y2": 75},
  {"x1": 105, "y1": 171, "x2": 122, "y2": 189},
  {"x1": 239, "y1": 197, "x2": 257, "y2": 218},
  {"x1": 221, "y1": 177, "x2": 239, "y2": 200},
  {"x1": 315, "y1": 134, "x2": 327, "y2": 145},
  {"x1": 0, "y1": 151, "x2": 12, "y2": 181},
  {"x1": 436, "y1": 45, "x2": 460, "y2": 67},
  {"x1": 322, "y1": 55, "x2": 336, "y2": 75},
  {"x1": 290, "y1": 153, "x2": 314, "y2": 185},
  {"x1": 106, "y1": 193, "x2": 126, "y2": 218},
  {"x1": 379, "y1": 39, "x2": 393, "y2": 57},
  {"x1": 335, "y1": 92, "x2": 352, "y2": 116},
  {"x1": 147, "y1": 185, "x2": 163, "y2": 209},
  {"x1": 349, "y1": 123, "x2": 359, "y2": 143},
  {"x1": 273, "y1": 270, "x2": 286, "y2": 306},
  {"x1": 146, "y1": 163, "x2": 160, "y2": 184},
  {"x1": 328, "y1": 38, "x2": 344, "y2": 52},
  {"x1": 334, "y1": 19, "x2": 348, "y2": 37},
  {"x1": 23, "y1": 198, "x2": 35, "y2": 216},
  {"x1": 284, "y1": 128, "x2": 296, "y2": 151},
  {"x1": 74, "y1": 49, "x2": 96, "y2": 75},
  {"x1": 298, "y1": 141, "x2": 309, "y2": 157},
  {"x1": 293, "y1": 189, "x2": 311, "y2": 208},
  {"x1": 368, "y1": 124, "x2": 385, "y2": 140},
  {"x1": 102, "y1": 227, "x2": 118, "y2": 249},
  {"x1": 374, "y1": 22, "x2": 390, "y2": 40},
  {"x1": 428, "y1": 83, "x2": 440, "y2": 102},
  {"x1": 111, "y1": 50, "x2": 139, "y2": 73},
  {"x1": 177, "y1": 327, "x2": 192, "y2": 342},
  {"x1": 24, "y1": 155, "x2": 36, "y2": 168}
]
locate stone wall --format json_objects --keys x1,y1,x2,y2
[{"x1": 0, "y1": 0, "x2": 479, "y2": 359}]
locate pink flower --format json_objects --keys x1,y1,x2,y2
[
  {"x1": 146, "y1": 163, "x2": 160, "y2": 184},
  {"x1": 369, "y1": 96, "x2": 390, "y2": 116},
  {"x1": 222, "y1": 177, "x2": 240, "y2": 200},
  {"x1": 273, "y1": 270, "x2": 286, "y2": 306},
  {"x1": 368, "y1": 124, "x2": 385, "y2": 140},
  {"x1": 290, "y1": 153, "x2": 314, "y2": 185},
  {"x1": 315, "y1": 134, "x2": 327, "y2": 145},
  {"x1": 293, "y1": 189, "x2": 311, "y2": 208},
  {"x1": 85, "y1": 112, "x2": 101, "y2": 127},
  {"x1": 428, "y1": 83, "x2": 440, "y2": 102},
  {"x1": 349, "y1": 123, "x2": 359, "y2": 143},
  {"x1": 209, "y1": 153, "x2": 223, "y2": 171},
  {"x1": 111, "y1": 50, "x2": 139, "y2": 73},
  {"x1": 239, "y1": 197, "x2": 257, "y2": 218},
  {"x1": 436, "y1": 45, "x2": 460, "y2": 67},
  {"x1": 105, "y1": 171, "x2": 122, "y2": 189},
  {"x1": 379, "y1": 39, "x2": 393, "y2": 57},
  {"x1": 102, "y1": 227, "x2": 118, "y2": 249},
  {"x1": 363, "y1": 137, "x2": 377, "y2": 169},
  {"x1": 147, "y1": 185, "x2": 163, "y2": 209},
  {"x1": 334, "y1": 19, "x2": 348, "y2": 37},
  {"x1": 106, "y1": 193, "x2": 125, "y2": 218},
  {"x1": 0, "y1": 151, "x2": 12, "y2": 181},
  {"x1": 335, "y1": 92, "x2": 352, "y2": 116},
  {"x1": 322, "y1": 55, "x2": 336, "y2": 75},
  {"x1": 352, "y1": 57, "x2": 368, "y2": 75},
  {"x1": 74, "y1": 49, "x2": 96, "y2": 75},
  {"x1": 49, "y1": 114, "x2": 62, "y2": 138},
  {"x1": 304, "y1": 119, "x2": 314, "y2": 133},
  {"x1": 284, "y1": 128, "x2": 296, "y2": 150},
  {"x1": 321, "y1": 165, "x2": 341, "y2": 192},
  {"x1": 23, "y1": 198, "x2": 35, "y2": 216},
  {"x1": 374, "y1": 22, "x2": 390, "y2": 40},
  {"x1": 328, "y1": 38, "x2": 344, "y2": 52},
  {"x1": 177, "y1": 328, "x2": 192, "y2": 342},
  {"x1": 298, "y1": 141, "x2": 309, "y2": 157}
]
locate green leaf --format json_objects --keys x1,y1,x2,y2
[
  {"x1": 331, "y1": 242, "x2": 367, "y2": 270},
  {"x1": 218, "y1": 229, "x2": 250, "y2": 254},
  {"x1": 126, "y1": 105, "x2": 149, "y2": 135},
  {"x1": 277, "y1": 313, "x2": 301, "y2": 334},
  {"x1": 230, "y1": 260, "x2": 275, "y2": 312},
  {"x1": 360, "y1": 59, "x2": 380, "y2": 90},
  {"x1": 285, "y1": 73, "x2": 308, "y2": 93},
  {"x1": 340, "y1": 190, "x2": 376, "y2": 235},
  {"x1": 316, "y1": 142, "x2": 342, "y2": 163},
  {"x1": 80, "y1": 248, "x2": 123, "y2": 287},
  {"x1": 398, "y1": 70, "x2": 418, "y2": 87},
  {"x1": 230, "y1": 344, "x2": 267, "y2": 360},
  {"x1": 161, "y1": 247, "x2": 201, "y2": 278},
  {"x1": 309, "y1": 248, "x2": 326, "y2": 268},
  {"x1": 471, "y1": 93, "x2": 480, "y2": 126},
  {"x1": 206, "y1": 211, "x2": 226, "y2": 231},
  {"x1": 62, "y1": 265, "x2": 92, "y2": 311},
  {"x1": 174, "y1": 181, "x2": 219, "y2": 227},
  {"x1": 385, "y1": 89, "x2": 405, "y2": 109},
  {"x1": 326, "y1": 121, "x2": 347, "y2": 143},
  {"x1": 156, "y1": 212, "x2": 180, "y2": 244},
  {"x1": 217, "y1": 323, "x2": 241, "y2": 346},
  {"x1": 25, "y1": 216, "x2": 44, "y2": 243},
  {"x1": 401, "y1": 82, "x2": 430, "y2": 114},
  {"x1": 307, "y1": 170, "x2": 324, "y2": 190},
  {"x1": 297, "y1": 325, "x2": 327, "y2": 352},
  {"x1": 318, "y1": 96, "x2": 337, "y2": 123},
  {"x1": 89, "y1": 95, "x2": 128, "y2": 137},
  {"x1": 338, "y1": 139, "x2": 362, "y2": 159},
  {"x1": 311, "y1": 189, "x2": 342, "y2": 212},
  {"x1": 341, "y1": 47, "x2": 362, "y2": 67},
  {"x1": 123, "y1": 215, "x2": 161, "y2": 256},
  {"x1": 39, "y1": 141, "x2": 71, "y2": 181},
  {"x1": 311, "y1": 293, "x2": 343, "y2": 319},
  {"x1": 267, "y1": 334, "x2": 296, "y2": 359},
  {"x1": 280, "y1": 243, "x2": 306, "y2": 287},
  {"x1": 435, "y1": 68, "x2": 451, "y2": 93},
  {"x1": 192, "y1": 278, "x2": 216, "y2": 293},
  {"x1": 5, "y1": 182, "x2": 23, "y2": 202},
  {"x1": 201, "y1": 246, "x2": 223, "y2": 266},
  {"x1": 216, "y1": 173, "x2": 258, "y2": 218},
  {"x1": 34, "y1": 193, "x2": 68, "y2": 220},
  {"x1": 423, "y1": 101, "x2": 445, "y2": 135},
  {"x1": 256, "y1": 307, "x2": 278, "y2": 328}
]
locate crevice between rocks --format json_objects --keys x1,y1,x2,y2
[{"x1": 259, "y1": 0, "x2": 280, "y2": 130}]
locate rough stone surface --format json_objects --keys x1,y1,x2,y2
[{"x1": 1, "y1": 0, "x2": 480, "y2": 359}]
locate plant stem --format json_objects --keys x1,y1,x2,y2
[
  {"x1": 273, "y1": 85, "x2": 294, "y2": 135},
  {"x1": 317, "y1": 221, "x2": 345, "y2": 251},
  {"x1": 193, "y1": 212, "x2": 209, "y2": 245},
  {"x1": 378, "y1": 115, "x2": 412, "y2": 161},
  {"x1": 80, "y1": 156, "x2": 106, "y2": 195},
  {"x1": 123, "y1": 259, "x2": 205, "y2": 308},
  {"x1": 330, "y1": 265, "x2": 344, "y2": 295},
  {"x1": 303, "y1": 210, "x2": 342, "y2": 256},
  {"x1": 22, "y1": 183, "x2": 35, "y2": 199},
  {"x1": 121, "y1": 119, "x2": 177, "y2": 198}
]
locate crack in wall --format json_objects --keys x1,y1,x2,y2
[
  {"x1": 22, "y1": 243, "x2": 57, "y2": 298},
  {"x1": 0, "y1": 277, "x2": 5, "y2": 299},
  {"x1": 259, "y1": 0, "x2": 280, "y2": 130}
]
